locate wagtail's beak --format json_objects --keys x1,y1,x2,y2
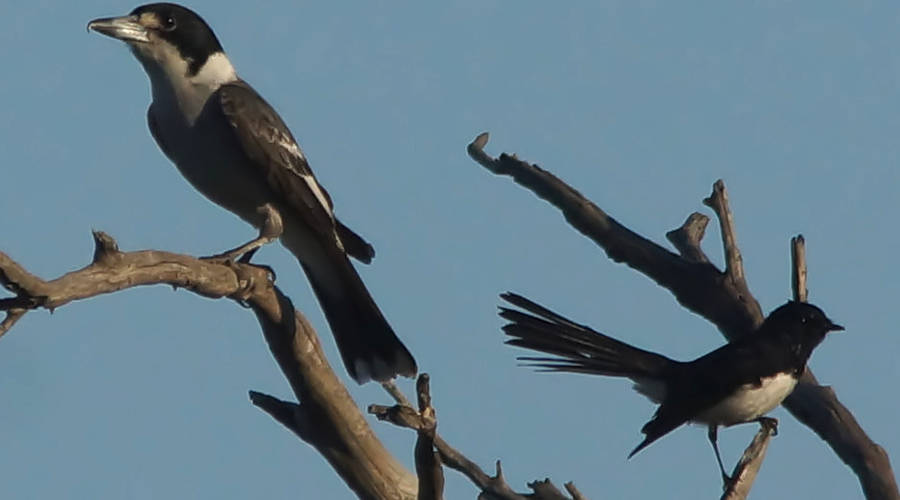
[
  {"x1": 87, "y1": 15, "x2": 149, "y2": 44},
  {"x1": 828, "y1": 322, "x2": 845, "y2": 333}
]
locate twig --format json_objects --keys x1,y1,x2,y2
[
  {"x1": 564, "y1": 482, "x2": 588, "y2": 500},
  {"x1": 665, "y1": 212, "x2": 711, "y2": 264},
  {"x1": 721, "y1": 422, "x2": 776, "y2": 500},
  {"x1": 703, "y1": 181, "x2": 746, "y2": 282},
  {"x1": 0, "y1": 309, "x2": 26, "y2": 339},
  {"x1": 383, "y1": 379, "x2": 414, "y2": 407},
  {"x1": 702, "y1": 180, "x2": 763, "y2": 321},
  {"x1": 413, "y1": 375, "x2": 443, "y2": 500},
  {"x1": 527, "y1": 479, "x2": 574, "y2": 500},
  {"x1": 791, "y1": 235, "x2": 808, "y2": 302},
  {"x1": 371, "y1": 373, "x2": 587, "y2": 500},
  {"x1": 248, "y1": 391, "x2": 308, "y2": 438}
]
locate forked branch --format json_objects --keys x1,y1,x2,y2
[
  {"x1": 467, "y1": 132, "x2": 898, "y2": 500},
  {"x1": 1, "y1": 226, "x2": 586, "y2": 499},
  {"x1": 372, "y1": 377, "x2": 589, "y2": 500},
  {"x1": 0, "y1": 229, "x2": 417, "y2": 500}
]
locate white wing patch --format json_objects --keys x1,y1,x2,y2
[
  {"x1": 275, "y1": 136, "x2": 334, "y2": 219},
  {"x1": 303, "y1": 173, "x2": 334, "y2": 219}
]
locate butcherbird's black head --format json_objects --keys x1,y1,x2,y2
[{"x1": 88, "y1": 3, "x2": 223, "y2": 75}]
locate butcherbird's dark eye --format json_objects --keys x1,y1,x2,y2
[{"x1": 162, "y1": 16, "x2": 176, "y2": 31}]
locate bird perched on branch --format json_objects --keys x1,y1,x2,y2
[
  {"x1": 87, "y1": 3, "x2": 416, "y2": 383},
  {"x1": 499, "y1": 292, "x2": 843, "y2": 483}
]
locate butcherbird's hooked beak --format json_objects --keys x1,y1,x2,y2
[{"x1": 87, "y1": 15, "x2": 149, "y2": 44}]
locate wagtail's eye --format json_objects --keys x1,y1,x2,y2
[{"x1": 162, "y1": 16, "x2": 176, "y2": 31}]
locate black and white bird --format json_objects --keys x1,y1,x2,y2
[
  {"x1": 499, "y1": 293, "x2": 844, "y2": 482},
  {"x1": 87, "y1": 3, "x2": 416, "y2": 383}
]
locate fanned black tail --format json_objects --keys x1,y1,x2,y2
[
  {"x1": 499, "y1": 292, "x2": 672, "y2": 379},
  {"x1": 500, "y1": 292, "x2": 682, "y2": 458}
]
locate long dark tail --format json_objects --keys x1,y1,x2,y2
[
  {"x1": 301, "y1": 254, "x2": 416, "y2": 384},
  {"x1": 499, "y1": 292, "x2": 672, "y2": 378}
]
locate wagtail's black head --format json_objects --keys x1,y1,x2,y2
[
  {"x1": 88, "y1": 3, "x2": 224, "y2": 76},
  {"x1": 762, "y1": 301, "x2": 844, "y2": 356}
]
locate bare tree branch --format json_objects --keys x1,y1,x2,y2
[
  {"x1": 792, "y1": 235, "x2": 808, "y2": 303},
  {"x1": 525, "y1": 479, "x2": 575, "y2": 500},
  {"x1": 467, "y1": 134, "x2": 759, "y2": 339},
  {"x1": 2, "y1": 222, "x2": 592, "y2": 498},
  {"x1": 468, "y1": 132, "x2": 899, "y2": 500},
  {"x1": 564, "y1": 482, "x2": 588, "y2": 500},
  {"x1": 666, "y1": 213, "x2": 710, "y2": 264},
  {"x1": 373, "y1": 376, "x2": 588, "y2": 500},
  {"x1": 721, "y1": 423, "x2": 777, "y2": 500},
  {"x1": 383, "y1": 380, "x2": 414, "y2": 407},
  {"x1": 703, "y1": 181, "x2": 750, "y2": 286},
  {"x1": 0, "y1": 230, "x2": 418, "y2": 500},
  {"x1": 412, "y1": 375, "x2": 444, "y2": 500},
  {"x1": 0, "y1": 308, "x2": 26, "y2": 339},
  {"x1": 249, "y1": 391, "x2": 309, "y2": 437}
]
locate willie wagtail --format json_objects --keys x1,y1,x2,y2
[
  {"x1": 87, "y1": 3, "x2": 416, "y2": 383},
  {"x1": 499, "y1": 292, "x2": 844, "y2": 482}
]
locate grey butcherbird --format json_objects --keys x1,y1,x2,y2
[
  {"x1": 499, "y1": 293, "x2": 844, "y2": 484},
  {"x1": 88, "y1": 3, "x2": 416, "y2": 383}
]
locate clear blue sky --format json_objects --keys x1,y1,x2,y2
[{"x1": 1, "y1": 2, "x2": 897, "y2": 498}]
